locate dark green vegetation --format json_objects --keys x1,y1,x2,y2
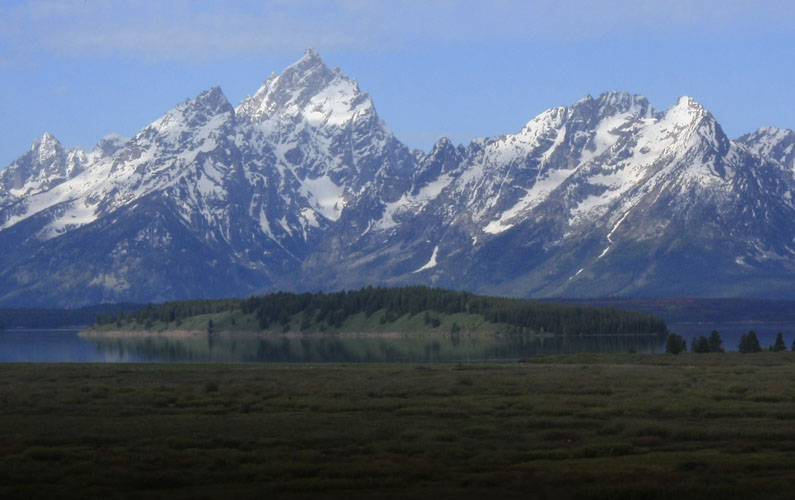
[
  {"x1": 559, "y1": 297, "x2": 795, "y2": 323},
  {"x1": 773, "y1": 332, "x2": 788, "y2": 352},
  {"x1": 2, "y1": 356, "x2": 795, "y2": 499},
  {"x1": 0, "y1": 304, "x2": 142, "y2": 329},
  {"x1": 667, "y1": 330, "x2": 795, "y2": 355},
  {"x1": 689, "y1": 330, "x2": 725, "y2": 353},
  {"x1": 93, "y1": 286, "x2": 668, "y2": 337},
  {"x1": 738, "y1": 331, "x2": 763, "y2": 353},
  {"x1": 665, "y1": 332, "x2": 688, "y2": 354}
]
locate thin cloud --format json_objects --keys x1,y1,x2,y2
[{"x1": 1, "y1": 0, "x2": 794, "y2": 63}]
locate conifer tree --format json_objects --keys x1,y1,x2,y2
[
  {"x1": 738, "y1": 331, "x2": 761, "y2": 353},
  {"x1": 666, "y1": 333, "x2": 686, "y2": 354},
  {"x1": 707, "y1": 330, "x2": 723, "y2": 352},
  {"x1": 691, "y1": 336, "x2": 710, "y2": 353},
  {"x1": 772, "y1": 332, "x2": 787, "y2": 352}
]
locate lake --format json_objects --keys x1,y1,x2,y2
[
  {"x1": 0, "y1": 329, "x2": 147, "y2": 362},
  {"x1": 1, "y1": 324, "x2": 793, "y2": 362}
]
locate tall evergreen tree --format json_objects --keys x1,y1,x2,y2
[
  {"x1": 772, "y1": 332, "x2": 787, "y2": 352},
  {"x1": 691, "y1": 336, "x2": 710, "y2": 353},
  {"x1": 666, "y1": 333, "x2": 687, "y2": 354},
  {"x1": 738, "y1": 331, "x2": 762, "y2": 353},
  {"x1": 708, "y1": 330, "x2": 723, "y2": 353}
]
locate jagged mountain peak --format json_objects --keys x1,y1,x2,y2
[
  {"x1": 162, "y1": 86, "x2": 233, "y2": 121},
  {"x1": 152, "y1": 87, "x2": 234, "y2": 120},
  {"x1": 738, "y1": 125, "x2": 795, "y2": 145},
  {"x1": 595, "y1": 91, "x2": 652, "y2": 114},
  {"x1": 295, "y1": 47, "x2": 324, "y2": 70},
  {"x1": 654, "y1": 95, "x2": 727, "y2": 152},
  {"x1": 753, "y1": 125, "x2": 787, "y2": 135},
  {"x1": 31, "y1": 131, "x2": 65, "y2": 158},
  {"x1": 668, "y1": 95, "x2": 710, "y2": 120},
  {"x1": 0, "y1": 131, "x2": 85, "y2": 197},
  {"x1": 5, "y1": 131, "x2": 69, "y2": 178},
  {"x1": 675, "y1": 95, "x2": 703, "y2": 108},
  {"x1": 570, "y1": 91, "x2": 654, "y2": 119},
  {"x1": 512, "y1": 92, "x2": 656, "y2": 142},
  {"x1": 167, "y1": 86, "x2": 234, "y2": 121},
  {"x1": 138, "y1": 86, "x2": 235, "y2": 149},
  {"x1": 35, "y1": 131, "x2": 59, "y2": 145},
  {"x1": 432, "y1": 137, "x2": 455, "y2": 151},
  {"x1": 236, "y1": 49, "x2": 371, "y2": 126},
  {"x1": 194, "y1": 86, "x2": 234, "y2": 113},
  {"x1": 737, "y1": 126, "x2": 795, "y2": 170},
  {"x1": 230, "y1": 49, "x2": 402, "y2": 206}
]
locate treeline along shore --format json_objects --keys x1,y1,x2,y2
[{"x1": 92, "y1": 286, "x2": 669, "y2": 337}]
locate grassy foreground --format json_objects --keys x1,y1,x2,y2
[{"x1": 1, "y1": 354, "x2": 795, "y2": 499}]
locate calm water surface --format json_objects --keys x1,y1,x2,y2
[
  {"x1": 1, "y1": 324, "x2": 792, "y2": 362},
  {"x1": 0, "y1": 329, "x2": 145, "y2": 362}
]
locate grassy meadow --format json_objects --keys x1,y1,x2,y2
[{"x1": 1, "y1": 354, "x2": 795, "y2": 498}]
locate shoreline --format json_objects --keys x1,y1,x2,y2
[
  {"x1": 78, "y1": 328, "x2": 662, "y2": 341},
  {"x1": 78, "y1": 328, "x2": 497, "y2": 340}
]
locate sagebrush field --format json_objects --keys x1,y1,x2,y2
[{"x1": 2, "y1": 354, "x2": 795, "y2": 499}]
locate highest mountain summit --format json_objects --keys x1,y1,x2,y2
[{"x1": 2, "y1": 50, "x2": 794, "y2": 307}]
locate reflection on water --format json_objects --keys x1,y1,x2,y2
[
  {"x1": 5, "y1": 324, "x2": 794, "y2": 363},
  {"x1": 85, "y1": 332, "x2": 665, "y2": 363},
  {"x1": 0, "y1": 329, "x2": 145, "y2": 362}
]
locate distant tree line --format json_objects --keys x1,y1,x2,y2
[
  {"x1": 243, "y1": 287, "x2": 668, "y2": 335},
  {"x1": 98, "y1": 286, "x2": 669, "y2": 336},
  {"x1": 562, "y1": 298, "x2": 795, "y2": 323},
  {"x1": 1, "y1": 304, "x2": 142, "y2": 329},
  {"x1": 665, "y1": 330, "x2": 795, "y2": 354},
  {"x1": 96, "y1": 299, "x2": 243, "y2": 328}
]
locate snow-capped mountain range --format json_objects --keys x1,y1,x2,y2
[{"x1": 2, "y1": 49, "x2": 794, "y2": 307}]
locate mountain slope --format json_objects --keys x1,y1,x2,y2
[{"x1": 2, "y1": 50, "x2": 795, "y2": 307}]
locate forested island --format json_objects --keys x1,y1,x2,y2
[{"x1": 90, "y1": 286, "x2": 668, "y2": 338}]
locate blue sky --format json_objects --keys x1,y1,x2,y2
[{"x1": 2, "y1": 0, "x2": 794, "y2": 167}]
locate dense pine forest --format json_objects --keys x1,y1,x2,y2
[{"x1": 95, "y1": 286, "x2": 668, "y2": 337}]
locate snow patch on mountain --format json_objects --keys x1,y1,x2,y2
[
  {"x1": 579, "y1": 110, "x2": 636, "y2": 164},
  {"x1": 39, "y1": 199, "x2": 98, "y2": 240},
  {"x1": 303, "y1": 78, "x2": 371, "y2": 127},
  {"x1": 376, "y1": 173, "x2": 453, "y2": 230},
  {"x1": 413, "y1": 246, "x2": 439, "y2": 273},
  {"x1": 484, "y1": 166, "x2": 576, "y2": 234},
  {"x1": 301, "y1": 175, "x2": 345, "y2": 221}
]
